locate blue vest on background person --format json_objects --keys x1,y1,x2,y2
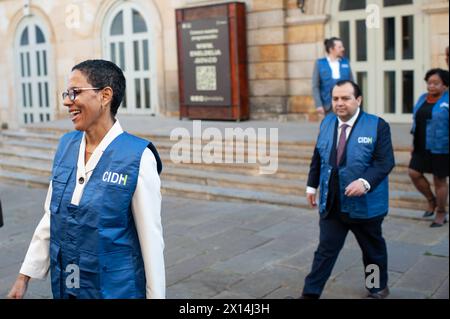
[
  {"x1": 317, "y1": 57, "x2": 352, "y2": 110},
  {"x1": 316, "y1": 112, "x2": 389, "y2": 219},
  {"x1": 411, "y1": 91, "x2": 449, "y2": 154},
  {"x1": 49, "y1": 130, "x2": 161, "y2": 299}
]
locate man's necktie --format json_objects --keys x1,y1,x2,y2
[{"x1": 336, "y1": 124, "x2": 349, "y2": 165}]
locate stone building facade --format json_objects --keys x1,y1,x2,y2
[{"x1": 0, "y1": 0, "x2": 448, "y2": 129}]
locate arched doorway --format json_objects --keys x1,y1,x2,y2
[
  {"x1": 103, "y1": 2, "x2": 158, "y2": 115},
  {"x1": 15, "y1": 17, "x2": 54, "y2": 124}
]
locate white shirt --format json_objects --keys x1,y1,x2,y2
[
  {"x1": 19, "y1": 120, "x2": 166, "y2": 299},
  {"x1": 327, "y1": 56, "x2": 341, "y2": 79},
  {"x1": 307, "y1": 108, "x2": 370, "y2": 194}
]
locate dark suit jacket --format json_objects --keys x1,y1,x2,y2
[{"x1": 307, "y1": 111, "x2": 395, "y2": 218}]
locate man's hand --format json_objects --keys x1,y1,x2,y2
[
  {"x1": 316, "y1": 107, "x2": 325, "y2": 116},
  {"x1": 344, "y1": 180, "x2": 366, "y2": 197},
  {"x1": 307, "y1": 193, "x2": 317, "y2": 208},
  {"x1": 7, "y1": 274, "x2": 30, "y2": 299}
]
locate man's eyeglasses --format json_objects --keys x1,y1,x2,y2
[{"x1": 62, "y1": 87, "x2": 102, "y2": 102}]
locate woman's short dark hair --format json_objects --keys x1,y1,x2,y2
[
  {"x1": 424, "y1": 68, "x2": 449, "y2": 87},
  {"x1": 324, "y1": 37, "x2": 342, "y2": 54},
  {"x1": 72, "y1": 59, "x2": 126, "y2": 117}
]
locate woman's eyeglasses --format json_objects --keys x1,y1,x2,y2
[{"x1": 62, "y1": 87, "x2": 102, "y2": 102}]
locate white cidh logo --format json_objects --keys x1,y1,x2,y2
[
  {"x1": 103, "y1": 171, "x2": 128, "y2": 186},
  {"x1": 170, "y1": 121, "x2": 279, "y2": 174},
  {"x1": 358, "y1": 137, "x2": 373, "y2": 144}
]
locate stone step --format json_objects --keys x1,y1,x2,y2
[
  {"x1": 0, "y1": 144, "x2": 310, "y2": 179},
  {"x1": 0, "y1": 148, "x2": 54, "y2": 164},
  {"x1": 160, "y1": 180, "x2": 433, "y2": 212},
  {"x1": 0, "y1": 170, "x2": 49, "y2": 188},
  {"x1": 0, "y1": 158, "x2": 51, "y2": 177},
  {"x1": 163, "y1": 167, "x2": 305, "y2": 196},
  {"x1": 21, "y1": 126, "x2": 315, "y2": 151},
  {"x1": 10, "y1": 127, "x2": 414, "y2": 156},
  {"x1": 163, "y1": 167, "x2": 437, "y2": 197},
  {"x1": 0, "y1": 168, "x2": 435, "y2": 222},
  {"x1": 1, "y1": 139, "x2": 57, "y2": 153},
  {"x1": 0, "y1": 147, "x2": 411, "y2": 176},
  {"x1": 0, "y1": 160, "x2": 436, "y2": 212},
  {"x1": 0, "y1": 127, "x2": 430, "y2": 212},
  {"x1": 2, "y1": 153, "x2": 412, "y2": 178},
  {"x1": 0, "y1": 138, "x2": 313, "y2": 165},
  {"x1": 0, "y1": 148, "x2": 431, "y2": 198},
  {"x1": 1, "y1": 128, "x2": 412, "y2": 162},
  {"x1": 161, "y1": 180, "x2": 308, "y2": 208},
  {"x1": 0, "y1": 143, "x2": 428, "y2": 190},
  {"x1": 1, "y1": 130, "x2": 60, "y2": 143},
  {"x1": 2, "y1": 130, "x2": 315, "y2": 156}
]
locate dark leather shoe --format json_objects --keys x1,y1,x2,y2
[
  {"x1": 430, "y1": 220, "x2": 447, "y2": 228},
  {"x1": 366, "y1": 287, "x2": 390, "y2": 299},
  {"x1": 423, "y1": 211, "x2": 434, "y2": 218}
]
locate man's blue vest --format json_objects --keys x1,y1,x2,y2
[
  {"x1": 316, "y1": 112, "x2": 389, "y2": 219},
  {"x1": 49, "y1": 131, "x2": 161, "y2": 299},
  {"x1": 411, "y1": 91, "x2": 449, "y2": 154},
  {"x1": 317, "y1": 57, "x2": 352, "y2": 109}
]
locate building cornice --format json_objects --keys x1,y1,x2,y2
[
  {"x1": 286, "y1": 13, "x2": 329, "y2": 26},
  {"x1": 421, "y1": 2, "x2": 449, "y2": 14}
]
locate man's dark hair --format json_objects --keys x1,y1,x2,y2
[
  {"x1": 324, "y1": 37, "x2": 342, "y2": 54},
  {"x1": 333, "y1": 80, "x2": 363, "y2": 99},
  {"x1": 424, "y1": 68, "x2": 449, "y2": 87},
  {"x1": 72, "y1": 59, "x2": 126, "y2": 117}
]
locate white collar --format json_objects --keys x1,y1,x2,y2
[
  {"x1": 77, "y1": 119, "x2": 124, "y2": 174},
  {"x1": 338, "y1": 107, "x2": 360, "y2": 129},
  {"x1": 326, "y1": 56, "x2": 340, "y2": 63}
]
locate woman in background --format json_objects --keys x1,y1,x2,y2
[{"x1": 409, "y1": 68, "x2": 449, "y2": 227}]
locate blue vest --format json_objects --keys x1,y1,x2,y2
[
  {"x1": 411, "y1": 91, "x2": 449, "y2": 154},
  {"x1": 317, "y1": 57, "x2": 352, "y2": 109},
  {"x1": 49, "y1": 131, "x2": 161, "y2": 299},
  {"x1": 316, "y1": 112, "x2": 389, "y2": 219}
]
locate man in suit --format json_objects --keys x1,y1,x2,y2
[{"x1": 301, "y1": 80, "x2": 395, "y2": 299}]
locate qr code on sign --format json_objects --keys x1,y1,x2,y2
[{"x1": 196, "y1": 66, "x2": 217, "y2": 91}]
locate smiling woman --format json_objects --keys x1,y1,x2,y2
[{"x1": 8, "y1": 59, "x2": 165, "y2": 299}]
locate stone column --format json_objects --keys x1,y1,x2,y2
[
  {"x1": 285, "y1": 0, "x2": 328, "y2": 122},
  {"x1": 422, "y1": 1, "x2": 449, "y2": 69},
  {"x1": 247, "y1": 0, "x2": 288, "y2": 120}
]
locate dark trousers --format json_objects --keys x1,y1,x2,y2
[{"x1": 302, "y1": 212, "x2": 388, "y2": 297}]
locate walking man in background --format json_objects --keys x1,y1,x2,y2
[
  {"x1": 301, "y1": 80, "x2": 395, "y2": 299},
  {"x1": 312, "y1": 37, "x2": 353, "y2": 119}
]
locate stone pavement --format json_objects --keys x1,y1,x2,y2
[{"x1": 0, "y1": 183, "x2": 448, "y2": 299}]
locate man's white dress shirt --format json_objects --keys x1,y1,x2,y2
[
  {"x1": 307, "y1": 107, "x2": 370, "y2": 195},
  {"x1": 327, "y1": 56, "x2": 341, "y2": 80},
  {"x1": 19, "y1": 120, "x2": 166, "y2": 299}
]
